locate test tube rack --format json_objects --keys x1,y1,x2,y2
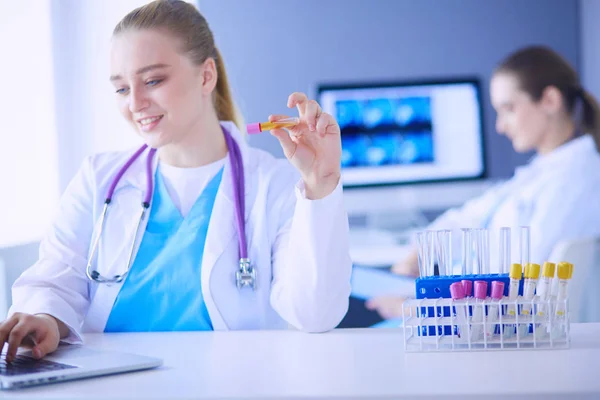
[
  {"x1": 415, "y1": 274, "x2": 513, "y2": 336},
  {"x1": 401, "y1": 295, "x2": 570, "y2": 352},
  {"x1": 416, "y1": 274, "x2": 513, "y2": 299}
]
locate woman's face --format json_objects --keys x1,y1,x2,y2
[
  {"x1": 110, "y1": 29, "x2": 215, "y2": 149},
  {"x1": 490, "y1": 72, "x2": 552, "y2": 153}
]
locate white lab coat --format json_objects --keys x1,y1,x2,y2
[
  {"x1": 9, "y1": 122, "x2": 352, "y2": 343},
  {"x1": 428, "y1": 134, "x2": 600, "y2": 271}
]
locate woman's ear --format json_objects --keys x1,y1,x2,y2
[
  {"x1": 199, "y1": 57, "x2": 218, "y2": 96},
  {"x1": 539, "y1": 85, "x2": 564, "y2": 115}
]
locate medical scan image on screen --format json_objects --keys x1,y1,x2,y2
[
  {"x1": 336, "y1": 96, "x2": 434, "y2": 167},
  {"x1": 319, "y1": 80, "x2": 485, "y2": 187}
]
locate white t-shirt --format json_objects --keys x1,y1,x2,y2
[{"x1": 159, "y1": 157, "x2": 226, "y2": 217}]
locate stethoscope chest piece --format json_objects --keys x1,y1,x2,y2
[{"x1": 236, "y1": 258, "x2": 256, "y2": 290}]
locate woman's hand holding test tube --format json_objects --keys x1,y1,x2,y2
[{"x1": 248, "y1": 93, "x2": 342, "y2": 200}]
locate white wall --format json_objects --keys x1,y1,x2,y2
[
  {"x1": 1, "y1": 0, "x2": 160, "y2": 247},
  {"x1": 580, "y1": 0, "x2": 600, "y2": 101},
  {"x1": 51, "y1": 0, "x2": 150, "y2": 194},
  {"x1": 0, "y1": 1, "x2": 59, "y2": 247},
  {"x1": 198, "y1": 0, "x2": 580, "y2": 180},
  {"x1": 51, "y1": 0, "x2": 199, "y2": 193}
]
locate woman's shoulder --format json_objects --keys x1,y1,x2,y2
[
  {"x1": 88, "y1": 148, "x2": 142, "y2": 167},
  {"x1": 78, "y1": 147, "x2": 148, "y2": 187}
]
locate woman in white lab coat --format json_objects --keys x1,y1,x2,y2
[
  {"x1": 368, "y1": 46, "x2": 600, "y2": 319},
  {"x1": 0, "y1": 0, "x2": 352, "y2": 361}
]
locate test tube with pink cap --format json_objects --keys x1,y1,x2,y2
[
  {"x1": 461, "y1": 279, "x2": 473, "y2": 317},
  {"x1": 461, "y1": 280, "x2": 473, "y2": 297},
  {"x1": 486, "y1": 281, "x2": 505, "y2": 338},
  {"x1": 471, "y1": 280, "x2": 488, "y2": 342},
  {"x1": 450, "y1": 282, "x2": 469, "y2": 341}
]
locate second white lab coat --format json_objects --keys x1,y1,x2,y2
[
  {"x1": 428, "y1": 134, "x2": 600, "y2": 270},
  {"x1": 9, "y1": 122, "x2": 353, "y2": 342}
]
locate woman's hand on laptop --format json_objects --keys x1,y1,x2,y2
[{"x1": 0, "y1": 313, "x2": 66, "y2": 362}]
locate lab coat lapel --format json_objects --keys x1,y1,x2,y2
[
  {"x1": 83, "y1": 147, "x2": 158, "y2": 333},
  {"x1": 201, "y1": 123, "x2": 252, "y2": 329}
]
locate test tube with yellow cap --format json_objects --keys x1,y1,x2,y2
[
  {"x1": 534, "y1": 262, "x2": 556, "y2": 338},
  {"x1": 504, "y1": 263, "x2": 522, "y2": 339},
  {"x1": 552, "y1": 262, "x2": 573, "y2": 339},
  {"x1": 519, "y1": 262, "x2": 540, "y2": 337}
]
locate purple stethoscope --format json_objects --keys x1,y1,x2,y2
[{"x1": 85, "y1": 128, "x2": 256, "y2": 290}]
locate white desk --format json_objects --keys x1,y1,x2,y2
[{"x1": 4, "y1": 324, "x2": 600, "y2": 399}]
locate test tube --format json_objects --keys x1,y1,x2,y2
[
  {"x1": 246, "y1": 117, "x2": 300, "y2": 134},
  {"x1": 415, "y1": 232, "x2": 426, "y2": 278},
  {"x1": 520, "y1": 226, "x2": 530, "y2": 267},
  {"x1": 447, "y1": 230, "x2": 453, "y2": 276},
  {"x1": 552, "y1": 262, "x2": 573, "y2": 339},
  {"x1": 436, "y1": 230, "x2": 451, "y2": 276},
  {"x1": 461, "y1": 228, "x2": 471, "y2": 275},
  {"x1": 519, "y1": 263, "x2": 540, "y2": 338},
  {"x1": 503, "y1": 263, "x2": 522, "y2": 339},
  {"x1": 473, "y1": 229, "x2": 482, "y2": 275},
  {"x1": 471, "y1": 280, "x2": 488, "y2": 342},
  {"x1": 499, "y1": 227, "x2": 511, "y2": 274},
  {"x1": 487, "y1": 281, "x2": 505, "y2": 338},
  {"x1": 450, "y1": 282, "x2": 469, "y2": 340},
  {"x1": 535, "y1": 262, "x2": 556, "y2": 339},
  {"x1": 426, "y1": 230, "x2": 437, "y2": 276},
  {"x1": 461, "y1": 279, "x2": 473, "y2": 297},
  {"x1": 481, "y1": 229, "x2": 490, "y2": 275}
]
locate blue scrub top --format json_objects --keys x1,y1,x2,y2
[{"x1": 104, "y1": 166, "x2": 223, "y2": 332}]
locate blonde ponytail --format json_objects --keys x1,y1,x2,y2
[{"x1": 213, "y1": 48, "x2": 244, "y2": 130}]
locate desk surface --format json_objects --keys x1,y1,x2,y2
[{"x1": 5, "y1": 323, "x2": 600, "y2": 399}]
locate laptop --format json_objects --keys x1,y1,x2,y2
[{"x1": 0, "y1": 345, "x2": 162, "y2": 389}]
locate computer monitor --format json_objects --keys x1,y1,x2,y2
[{"x1": 318, "y1": 78, "x2": 486, "y2": 188}]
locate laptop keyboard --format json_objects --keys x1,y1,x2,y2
[{"x1": 0, "y1": 354, "x2": 76, "y2": 376}]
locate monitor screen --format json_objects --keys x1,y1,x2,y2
[{"x1": 318, "y1": 78, "x2": 485, "y2": 187}]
